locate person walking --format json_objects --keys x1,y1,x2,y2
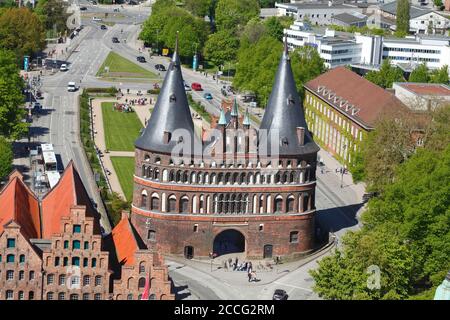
[{"x1": 247, "y1": 272, "x2": 252, "y2": 282}]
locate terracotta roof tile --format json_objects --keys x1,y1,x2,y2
[
  {"x1": 304, "y1": 66, "x2": 409, "y2": 129},
  {"x1": 399, "y1": 83, "x2": 450, "y2": 96},
  {"x1": 111, "y1": 216, "x2": 139, "y2": 266},
  {"x1": 0, "y1": 172, "x2": 41, "y2": 239},
  {"x1": 41, "y1": 161, "x2": 97, "y2": 238}
]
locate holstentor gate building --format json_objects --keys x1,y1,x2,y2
[{"x1": 131, "y1": 38, "x2": 320, "y2": 260}]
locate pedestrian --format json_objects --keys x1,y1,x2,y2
[{"x1": 247, "y1": 272, "x2": 252, "y2": 282}]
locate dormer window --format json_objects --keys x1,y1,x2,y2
[
  {"x1": 178, "y1": 136, "x2": 184, "y2": 144},
  {"x1": 169, "y1": 94, "x2": 176, "y2": 102},
  {"x1": 281, "y1": 137, "x2": 289, "y2": 146},
  {"x1": 287, "y1": 94, "x2": 295, "y2": 105}
]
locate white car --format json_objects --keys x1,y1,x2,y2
[
  {"x1": 184, "y1": 84, "x2": 191, "y2": 91},
  {"x1": 60, "y1": 64, "x2": 68, "y2": 72},
  {"x1": 92, "y1": 17, "x2": 102, "y2": 21},
  {"x1": 67, "y1": 82, "x2": 77, "y2": 92}
]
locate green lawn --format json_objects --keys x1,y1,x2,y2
[
  {"x1": 97, "y1": 51, "x2": 158, "y2": 79},
  {"x1": 110, "y1": 156, "x2": 135, "y2": 201},
  {"x1": 101, "y1": 102, "x2": 143, "y2": 151}
]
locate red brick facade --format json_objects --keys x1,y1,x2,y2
[{"x1": 0, "y1": 164, "x2": 174, "y2": 300}]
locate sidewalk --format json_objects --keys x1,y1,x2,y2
[{"x1": 165, "y1": 239, "x2": 335, "y2": 288}]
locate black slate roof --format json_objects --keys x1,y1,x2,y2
[
  {"x1": 135, "y1": 38, "x2": 201, "y2": 155},
  {"x1": 259, "y1": 41, "x2": 319, "y2": 157}
]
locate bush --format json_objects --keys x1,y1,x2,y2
[
  {"x1": 147, "y1": 89, "x2": 160, "y2": 95},
  {"x1": 187, "y1": 93, "x2": 212, "y2": 123},
  {"x1": 84, "y1": 87, "x2": 118, "y2": 95}
]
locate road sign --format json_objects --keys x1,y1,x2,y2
[{"x1": 162, "y1": 48, "x2": 169, "y2": 56}]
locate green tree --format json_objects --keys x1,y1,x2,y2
[
  {"x1": 35, "y1": 0, "x2": 69, "y2": 35},
  {"x1": 184, "y1": 0, "x2": 212, "y2": 17},
  {"x1": 396, "y1": 0, "x2": 410, "y2": 34},
  {"x1": 429, "y1": 65, "x2": 449, "y2": 84},
  {"x1": 215, "y1": 0, "x2": 260, "y2": 31},
  {"x1": 140, "y1": 5, "x2": 209, "y2": 57},
  {"x1": 0, "y1": 8, "x2": 45, "y2": 60},
  {"x1": 233, "y1": 36, "x2": 325, "y2": 106},
  {"x1": 0, "y1": 136, "x2": 13, "y2": 180},
  {"x1": 240, "y1": 17, "x2": 267, "y2": 44},
  {"x1": 365, "y1": 59, "x2": 404, "y2": 88},
  {"x1": 409, "y1": 63, "x2": 429, "y2": 83},
  {"x1": 424, "y1": 104, "x2": 450, "y2": 153},
  {"x1": 152, "y1": 0, "x2": 177, "y2": 14},
  {"x1": 106, "y1": 192, "x2": 131, "y2": 226},
  {"x1": 264, "y1": 16, "x2": 292, "y2": 41},
  {"x1": 0, "y1": 49, "x2": 27, "y2": 139},
  {"x1": 361, "y1": 115, "x2": 416, "y2": 192},
  {"x1": 311, "y1": 142, "x2": 450, "y2": 299},
  {"x1": 203, "y1": 29, "x2": 239, "y2": 66}
]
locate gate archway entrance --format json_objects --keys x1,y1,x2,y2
[{"x1": 213, "y1": 229, "x2": 245, "y2": 256}]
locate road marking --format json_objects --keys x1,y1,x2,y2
[{"x1": 273, "y1": 281, "x2": 313, "y2": 292}]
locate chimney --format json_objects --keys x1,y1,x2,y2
[
  {"x1": 328, "y1": 0, "x2": 332, "y2": 7},
  {"x1": 163, "y1": 131, "x2": 171, "y2": 144},
  {"x1": 297, "y1": 127, "x2": 305, "y2": 146}
]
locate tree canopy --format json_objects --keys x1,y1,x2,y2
[
  {"x1": 0, "y1": 7, "x2": 45, "y2": 60},
  {"x1": 140, "y1": 3, "x2": 209, "y2": 57},
  {"x1": 409, "y1": 63, "x2": 430, "y2": 83},
  {"x1": 203, "y1": 29, "x2": 239, "y2": 66},
  {"x1": 0, "y1": 136, "x2": 13, "y2": 181},
  {"x1": 184, "y1": 0, "x2": 212, "y2": 18},
  {"x1": 365, "y1": 59, "x2": 405, "y2": 88},
  {"x1": 0, "y1": 49, "x2": 27, "y2": 139},
  {"x1": 233, "y1": 36, "x2": 325, "y2": 106},
  {"x1": 215, "y1": 0, "x2": 260, "y2": 31},
  {"x1": 311, "y1": 105, "x2": 450, "y2": 300},
  {"x1": 35, "y1": 0, "x2": 69, "y2": 35},
  {"x1": 396, "y1": 0, "x2": 410, "y2": 35}
]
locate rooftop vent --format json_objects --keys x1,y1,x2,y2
[
  {"x1": 317, "y1": 85, "x2": 325, "y2": 93},
  {"x1": 345, "y1": 104, "x2": 353, "y2": 112},
  {"x1": 351, "y1": 108, "x2": 360, "y2": 116},
  {"x1": 328, "y1": 91, "x2": 335, "y2": 100},
  {"x1": 334, "y1": 96, "x2": 341, "y2": 103},
  {"x1": 339, "y1": 100, "x2": 348, "y2": 108}
]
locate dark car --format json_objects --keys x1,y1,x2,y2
[
  {"x1": 155, "y1": 64, "x2": 166, "y2": 71},
  {"x1": 100, "y1": 25, "x2": 107, "y2": 30},
  {"x1": 112, "y1": 37, "x2": 120, "y2": 43},
  {"x1": 136, "y1": 56, "x2": 146, "y2": 63},
  {"x1": 80, "y1": 6, "x2": 87, "y2": 11},
  {"x1": 272, "y1": 289, "x2": 288, "y2": 300}
]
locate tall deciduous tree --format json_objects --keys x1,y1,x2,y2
[
  {"x1": 233, "y1": 36, "x2": 325, "y2": 106},
  {"x1": 396, "y1": 0, "x2": 410, "y2": 34},
  {"x1": 215, "y1": 0, "x2": 260, "y2": 31},
  {"x1": 184, "y1": 0, "x2": 212, "y2": 17},
  {"x1": 429, "y1": 65, "x2": 449, "y2": 84},
  {"x1": 35, "y1": 0, "x2": 69, "y2": 34},
  {"x1": 0, "y1": 49, "x2": 27, "y2": 139},
  {"x1": 0, "y1": 136, "x2": 13, "y2": 181},
  {"x1": 365, "y1": 59, "x2": 405, "y2": 88},
  {"x1": 140, "y1": 5, "x2": 209, "y2": 57},
  {"x1": 409, "y1": 63, "x2": 430, "y2": 83},
  {"x1": 203, "y1": 29, "x2": 239, "y2": 66},
  {"x1": 0, "y1": 8, "x2": 45, "y2": 60}
]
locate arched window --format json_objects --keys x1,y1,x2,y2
[
  {"x1": 180, "y1": 196, "x2": 189, "y2": 213},
  {"x1": 149, "y1": 294, "x2": 157, "y2": 300},
  {"x1": 168, "y1": 195, "x2": 177, "y2": 213},
  {"x1": 274, "y1": 196, "x2": 283, "y2": 213},
  {"x1": 144, "y1": 154, "x2": 150, "y2": 162},
  {"x1": 153, "y1": 168, "x2": 160, "y2": 181},
  {"x1": 139, "y1": 262, "x2": 145, "y2": 274},
  {"x1": 127, "y1": 294, "x2": 133, "y2": 300},
  {"x1": 141, "y1": 190, "x2": 148, "y2": 208},
  {"x1": 150, "y1": 193, "x2": 159, "y2": 211},
  {"x1": 303, "y1": 193, "x2": 309, "y2": 211},
  {"x1": 138, "y1": 277, "x2": 146, "y2": 289},
  {"x1": 154, "y1": 157, "x2": 161, "y2": 164},
  {"x1": 287, "y1": 195, "x2": 295, "y2": 213},
  {"x1": 169, "y1": 170, "x2": 175, "y2": 182},
  {"x1": 127, "y1": 278, "x2": 133, "y2": 290}
]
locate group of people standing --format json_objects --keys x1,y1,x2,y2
[{"x1": 223, "y1": 257, "x2": 259, "y2": 282}]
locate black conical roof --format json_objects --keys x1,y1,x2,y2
[
  {"x1": 135, "y1": 36, "x2": 200, "y2": 155},
  {"x1": 259, "y1": 40, "x2": 319, "y2": 156}
]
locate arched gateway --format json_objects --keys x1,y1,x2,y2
[{"x1": 213, "y1": 229, "x2": 246, "y2": 256}]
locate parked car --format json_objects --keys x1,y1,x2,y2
[
  {"x1": 92, "y1": 16, "x2": 102, "y2": 21},
  {"x1": 100, "y1": 25, "x2": 107, "y2": 30},
  {"x1": 184, "y1": 83, "x2": 191, "y2": 91},
  {"x1": 191, "y1": 82, "x2": 203, "y2": 91},
  {"x1": 155, "y1": 64, "x2": 166, "y2": 71},
  {"x1": 136, "y1": 56, "x2": 146, "y2": 63},
  {"x1": 80, "y1": 6, "x2": 87, "y2": 11},
  {"x1": 272, "y1": 289, "x2": 288, "y2": 300},
  {"x1": 112, "y1": 37, "x2": 120, "y2": 43},
  {"x1": 60, "y1": 64, "x2": 68, "y2": 72},
  {"x1": 203, "y1": 92, "x2": 213, "y2": 100}
]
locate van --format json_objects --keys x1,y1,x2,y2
[
  {"x1": 191, "y1": 82, "x2": 202, "y2": 91},
  {"x1": 67, "y1": 82, "x2": 77, "y2": 92}
]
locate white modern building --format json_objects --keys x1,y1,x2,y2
[
  {"x1": 285, "y1": 21, "x2": 450, "y2": 71},
  {"x1": 275, "y1": 1, "x2": 365, "y2": 25},
  {"x1": 393, "y1": 82, "x2": 450, "y2": 111}
]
